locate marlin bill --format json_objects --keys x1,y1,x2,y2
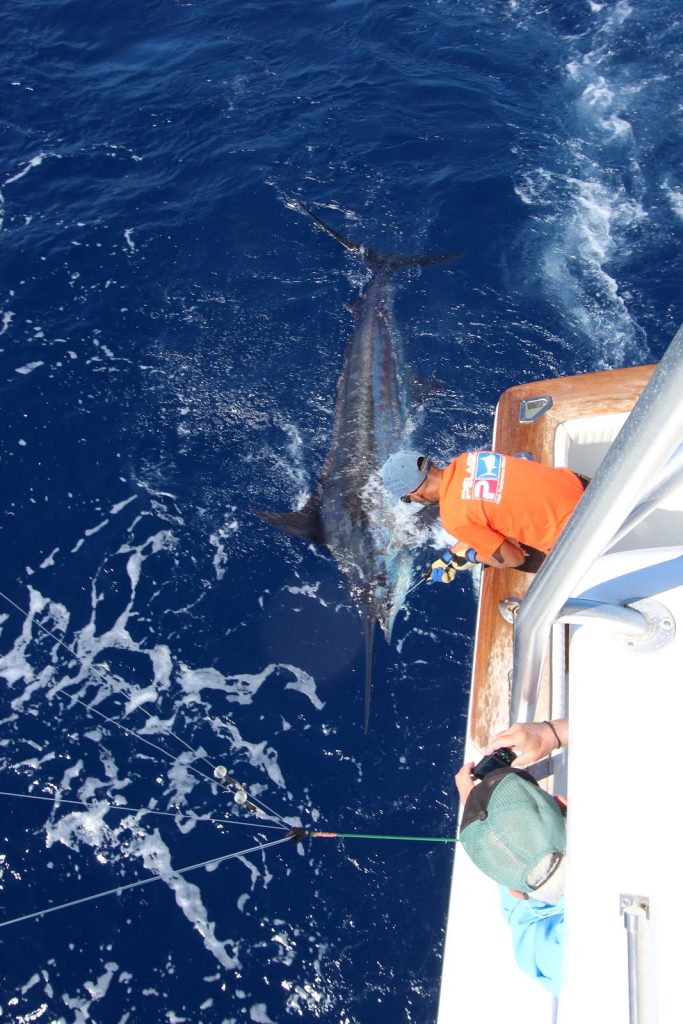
[{"x1": 254, "y1": 203, "x2": 463, "y2": 730}]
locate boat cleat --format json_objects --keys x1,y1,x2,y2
[{"x1": 499, "y1": 596, "x2": 521, "y2": 624}]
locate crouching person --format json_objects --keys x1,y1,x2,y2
[{"x1": 455, "y1": 760, "x2": 567, "y2": 996}]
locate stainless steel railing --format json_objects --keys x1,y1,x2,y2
[
  {"x1": 510, "y1": 322, "x2": 683, "y2": 724},
  {"x1": 621, "y1": 894, "x2": 650, "y2": 1024}
]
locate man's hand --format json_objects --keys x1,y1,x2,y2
[
  {"x1": 484, "y1": 719, "x2": 567, "y2": 768},
  {"x1": 430, "y1": 552, "x2": 457, "y2": 583},
  {"x1": 429, "y1": 550, "x2": 475, "y2": 583},
  {"x1": 454, "y1": 761, "x2": 476, "y2": 804}
]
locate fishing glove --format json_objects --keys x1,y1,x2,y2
[{"x1": 429, "y1": 550, "x2": 475, "y2": 584}]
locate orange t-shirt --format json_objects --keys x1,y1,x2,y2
[{"x1": 438, "y1": 452, "x2": 584, "y2": 561}]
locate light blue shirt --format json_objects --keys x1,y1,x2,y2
[{"x1": 499, "y1": 887, "x2": 564, "y2": 996}]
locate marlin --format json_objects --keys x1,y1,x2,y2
[{"x1": 254, "y1": 204, "x2": 463, "y2": 729}]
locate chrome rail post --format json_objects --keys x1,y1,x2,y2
[
  {"x1": 511, "y1": 323, "x2": 683, "y2": 723},
  {"x1": 620, "y1": 894, "x2": 649, "y2": 1024}
]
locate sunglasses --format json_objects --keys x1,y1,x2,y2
[{"x1": 400, "y1": 457, "x2": 433, "y2": 504}]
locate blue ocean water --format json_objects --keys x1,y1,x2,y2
[{"x1": 1, "y1": 0, "x2": 681, "y2": 1021}]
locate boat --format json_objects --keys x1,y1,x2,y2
[{"x1": 436, "y1": 323, "x2": 683, "y2": 1023}]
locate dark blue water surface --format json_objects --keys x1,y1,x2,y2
[{"x1": 1, "y1": 1, "x2": 681, "y2": 1021}]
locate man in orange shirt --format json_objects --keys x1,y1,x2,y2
[{"x1": 380, "y1": 449, "x2": 586, "y2": 570}]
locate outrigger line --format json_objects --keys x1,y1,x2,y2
[
  {"x1": 0, "y1": 789, "x2": 288, "y2": 832},
  {"x1": 0, "y1": 835, "x2": 294, "y2": 931},
  {"x1": 0, "y1": 827, "x2": 458, "y2": 930},
  {"x1": 0, "y1": 586, "x2": 290, "y2": 827},
  {"x1": 0, "y1": 585, "x2": 458, "y2": 934}
]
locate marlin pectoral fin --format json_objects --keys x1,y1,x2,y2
[{"x1": 252, "y1": 491, "x2": 326, "y2": 546}]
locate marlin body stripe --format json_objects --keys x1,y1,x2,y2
[{"x1": 255, "y1": 204, "x2": 462, "y2": 729}]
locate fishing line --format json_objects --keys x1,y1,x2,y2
[
  {"x1": 0, "y1": 587, "x2": 290, "y2": 827},
  {"x1": 43, "y1": 683, "x2": 287, "y2": 829},
  {"x1": 312, "y1": 830, "x2": 457, "y2": 843},
  {"x1": 55, "y1": 693, "x2": 287, "y2": 828},
  {"x1": 0, "y1": 834, "x2": 293, "y2": 931},
  {"x1": 404, "y1": 575, "x2": 427, "y2": 598},
  {"x1": 0, "y1": 827, "x2": 458, "y2": 931},
  {"x1": 0, "y1": 789, "x2": 288, "y2": 831}
]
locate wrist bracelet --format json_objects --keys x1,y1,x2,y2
[
  {"x1": 466, "y1": 548, "x2": 477, "y2": 563},
  {"x1": 544, "y1": 720, "x2": 562, "y2": 749}
]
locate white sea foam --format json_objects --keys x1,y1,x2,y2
[
  {"x1": 209, "y1": 515, "x2": 239, "y2": 580},
  {"x1": 271, "y1": 418, "x2": 311, "y2": 502},
  {"x1": 662, "y1": 182, "x2": 683, "y2": 221},
  {"x1": 283, "y1": 666, "x2": 323, "y2": 708},
  {"x1": 45, "y1": 803, "x2": 115, "y2": 854},
  {"x1": 236, "y1": 854, "x2": 261, "y2": 890},
  {"x1": 0, "y1": 588, "x2": 63, "y2": 701},
  {"x1": 15, "y1": 361, "x2": 44, "y2": 375},
  {"x1": 284, "y1": 581, "x2": 325, "y2": 603},
  {"x1": 84, "y1": 962, "x2": 119, "y2": 1000},
  {"x1": 249, "y1": 1004, "x2": 275, "y2": 1023},
  {"x1": 110, "y1": 495, "x2": 137, "y2": 515},
  {"x1": 512, "y1": 0, "x2": 654, "y2": 365},
  {"x1": 219, "y1": 720, "x2": 287, "y2": 789},
  {"x1": 20, "y1": 973, "x2": 41, "y2": 994},
  {"x1": 61, "y1": 962, "x2": 120, "y2": 1017},
  {"x1": 165, "y1": 750, "x2": 203, "y2": 807},
  {"x1": 134, "y1": 829, "x2": 241, "y2": 970},
  {"x1": 123, "y1": 683, "x2": 159, "y2": 716},
  {"x1": 179, "y1": 662, "x2": 323, "y2": 710},
  {"x1": 38, "y1": 548, "x2": 59, "y2": 570},
  {"x1": 3, "y1": 153, "x2": 46, "y2": 187},
  {"x1": 0, "y1": 510, "x2": 302, "y2": 972},
  {"x1": 272, "y1": 929, "x2": 296, "y2": 966}
]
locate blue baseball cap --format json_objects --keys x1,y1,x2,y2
[{"x1": 380, "y1": 450, "x2": 432, "y2": 499}]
